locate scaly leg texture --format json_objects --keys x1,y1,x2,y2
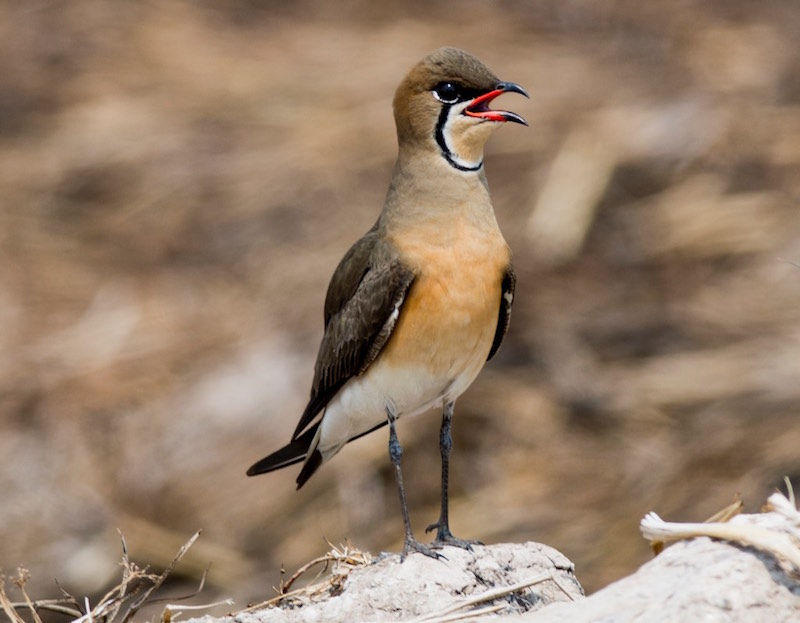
[
  {"x1": 425, "y1": 400, "x2": 482, "y2": 550},
  {"x1": 387, "y1": 406, "x2": 442, "y2": 560}
]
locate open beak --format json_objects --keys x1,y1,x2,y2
[{"x1": 464, "y1": 82, "x2": 529, "y2": 125}]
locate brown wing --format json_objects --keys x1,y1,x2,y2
[
  {"x1": 291, "y1": 231, "x2": 415, "y2": 439},
  {"x1": 487, "y1": 264, "x2": 515, "y2": 361}
]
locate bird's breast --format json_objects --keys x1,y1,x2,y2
[{"x1": 381, "y1": 219, "x2": 510, "y2": 397}]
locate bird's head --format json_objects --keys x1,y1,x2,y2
[{"x1": 393, "y1": 47, "x2": 528, "y2": 172}]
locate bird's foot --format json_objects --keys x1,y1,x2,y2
[
  {"x1": 402, "y1": 535, "x2": 446, "y2": 561},
  {"x1": 425, "y1": 521, "x2": 483, "y2": 551}
]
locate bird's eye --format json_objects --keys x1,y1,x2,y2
[{"x1": 433, "y1": 82, "x2": 461, "y2": 104}]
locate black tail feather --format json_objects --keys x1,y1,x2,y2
[
  {"x1": 246, "y1": 425, "x2": 318, "y2": 477},
  {"x1": 247, "y1": 419, "x2": 391, "y2": 489},
  {"x1": 296, "y1": 448, "x2": 323, "y2": 489}
]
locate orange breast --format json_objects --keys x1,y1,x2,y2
[{"x1": 381, "y1": 222, "x2": 509, "y2": 382}]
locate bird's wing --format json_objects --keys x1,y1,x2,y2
[
  {"x1": 292, "y1": 231, "x2": 416, "y2": 439},
  {"x1": 487, "y1": 264, "x2": 515, "y2": 361}
]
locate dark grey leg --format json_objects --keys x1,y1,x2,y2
[
  {"x1": 426, "y1": 400, "x2": 482, "y2": 549},
  {"x1": 387, "y1": 406, "x2": 442, "y2": 560}
]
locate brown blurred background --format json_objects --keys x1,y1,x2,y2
[{"x1": 1, "y1": 0, "x2": 799, "y2": 612}]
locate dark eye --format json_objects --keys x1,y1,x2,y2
[{"x1": 433, "y1": 82, "x2": 461, "y2": 104}]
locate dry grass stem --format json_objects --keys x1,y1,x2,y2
[
  {"x1": 783, "y1": 477, "x2": 795, "y2": 510},
  {"x1": 238, "y1": 542, "x2": 373, "y2": 614},
  {"x1": 0, "y1": 531, "x2": 212, "y2": 623},
  {"x1": 411, "y1": 572, "x2": 574, "y2": 623},
  {"x1": 0, "y1": 576, "x2": 26, "y2": 623},
  {"x1": 161, "y1": 599, "x2": 235, "y2": 623},
  {"x1": 424, "y1": 604, "x2": 505, "y2": 622},
  {"x1": 704, "y1": 495, "x2": 744, "y2": 523},
  {"x1": 277, "y1": 540, "x2": 372, "y2": 596}
]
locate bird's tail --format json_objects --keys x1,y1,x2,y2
[
  {"x1": 247, "y1": 419, "x2": 389, "y2": 489},
  {"x1": 246, "y1": 424, "x2": 319, "y2": 481}
]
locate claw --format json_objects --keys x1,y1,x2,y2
[
  {"x1": 402, "y1": 537, "x2": 447, "y2": 561},
  {"x1": 426, "y1": 521, "x2": 482, "y2": 551},
  {"x1": 432, "y1": 534, "x2": 482, "y2": 551}
]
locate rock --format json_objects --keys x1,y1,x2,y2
[
  {"x1": 185, "y1": 492, "x2": 800, "y2": 622},
  {"x1": 523, "y1": 536, "x2": 800, "y2": 623},
  {"x1": 522, "y1": 493, "x2": 800, "y2": 622},
  {"x1": 188, "y1": 542, "x2": 582, "y2": 623}
]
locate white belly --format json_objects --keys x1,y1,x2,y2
[{"x1": 316, "y1": 333, "x2": 489, "y2": 460}]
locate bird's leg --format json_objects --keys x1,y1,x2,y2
[
  {"x1": 386, "y1": 405, "x2": 443, "y2": 561},
  {"x1": 425, "y1": 400, "x2": 482, "y2": 550}
]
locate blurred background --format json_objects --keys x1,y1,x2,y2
[{"x1": 1, "y1": 0, "x2": 799, "y2": 614}]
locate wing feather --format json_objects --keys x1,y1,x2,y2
[
  {"x1": 487, "y1": 264, "x2": 515, "y2": 361},
  {"x1": 291, "y1": 232, "x2": 415, "y2": 439}
]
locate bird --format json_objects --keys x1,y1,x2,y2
[{"x1": 247, "y1": 47, "x2": 527, "y2": 559}]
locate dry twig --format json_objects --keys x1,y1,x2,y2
[
  {"x1": 0, "y1": 530, "x2": 219, "y2": 623},
  {"x1": 238, "y1": 541, "x2": 373, "y2": 614},
  {"x1": 410, "y1": 572, "x2": 576, "y2": 623}
]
